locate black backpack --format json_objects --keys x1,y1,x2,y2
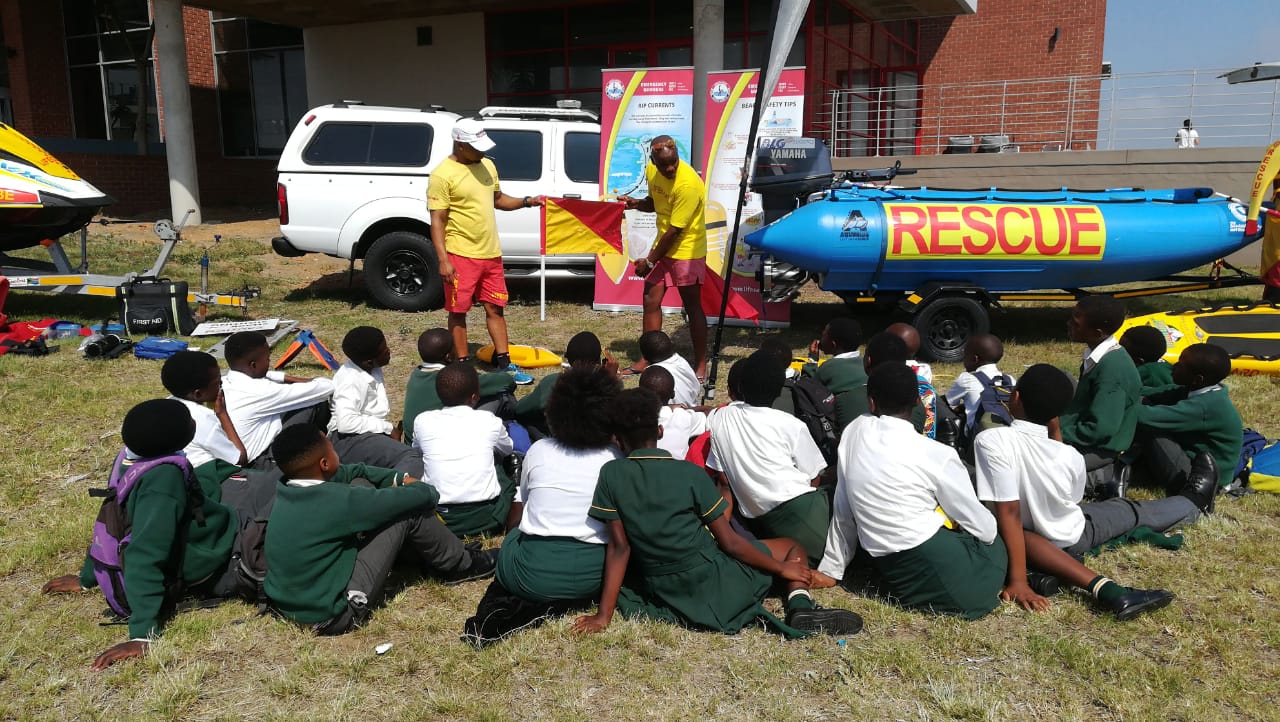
[
  {"x1": 784, "y1": 375, "x2": 840, "y2": 465},
  {"x1": 959, "y1": 371, "x2": 1015, "y2": 457}
]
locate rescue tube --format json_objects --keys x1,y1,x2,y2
[
  {"x1": 476, "y1": 344, "x2": 563, "y2": 369},
  {"x1": 1115, "y1": 301, "x2": 1280, "y2": 376}
]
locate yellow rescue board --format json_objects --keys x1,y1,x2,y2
[{"x1": 1116, "y1": 302, "x2": 1280, "y2": 376}]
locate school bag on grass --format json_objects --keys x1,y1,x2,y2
[
  {"x1": 1242, "y1": 435, "x2": 1280, "y2": 494},
  {"x1": 784, "y1": 375, "x2": 839, "y2": 465},
  {"x1": 133, "y1": 336, "x2": 189, "y2": 360},
  {"x1": 87, "y1": 450, "x2": 204, "y2": 618}
]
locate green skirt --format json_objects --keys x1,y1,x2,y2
[
  {"x1": 872, "y1": 527, "x2": 1007, "y2": 620},
  {"x1": 495, "y1": 528, "x2": 605, "y2": 603},
  {"x1": 745, "y1": 489, "x2": 831, "y2": 567},
  {"x1": 616, "y1": 541, "x2": 809, "y2": 639}
]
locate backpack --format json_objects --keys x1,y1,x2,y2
[
  {"x1": 1235, "y1": 428, "x2": 1269, "y2": 485},
  {"x1": 87, "y1": 450, "x2": 204, "y2": 618},
  {"x1": 133, "y1": 336, "x2": 189, "y2": 360},
  {"x1": 971, "y1": 371, "x2": 1015, "y2": 429},
  {"x1": 785, "y1": 375, "x2": 840, "y2": 465}
]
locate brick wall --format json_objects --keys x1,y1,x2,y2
[
  {"x1": 4, "y1": 1, "x2": 277, "y2": 216},
  {"x1": 916, "y1": 0, "x2": 1106, "y2": 153}
]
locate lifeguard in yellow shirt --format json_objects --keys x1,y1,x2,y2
[{"x1": 618, "y1": 135, "x2": 709, "y2": 381}]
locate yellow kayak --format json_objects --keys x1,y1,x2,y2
[
  {"x1": 476, "y1": 344, "x2": 563, "y2": 369},
  {"x1": 1116, "y1": 302, "x2": 1280, "y2": 376}
]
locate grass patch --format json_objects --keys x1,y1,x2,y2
[{"x1": 2, "y1": 226, "x2": 1279, "y2": 720}]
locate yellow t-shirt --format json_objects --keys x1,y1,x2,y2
[
  {"x1": 427, "y1": 157, "x2": 502, "y2": 259},
  {"x1": 645, "y1": 160, "x2": 707, "y2": 260}
]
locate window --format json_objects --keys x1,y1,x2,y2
[
  {"x1": 62, "y1": 0, "x2": 159, "y2": 143},
  {"x1": 563, "y1": 132, "x2": 599, "y2": 184},
  {"x1": 303, "y1": 123, "x2": 433, "y2": 166},
  {"x1": 212, "y1": 14, "x2": 307, "y2": 157},
  {"x1": 483, "y1": 129, "x2": 543, "y2": 181}
]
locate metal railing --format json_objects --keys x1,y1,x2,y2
[{"x1": 816, "y1": 67, "x2": 1280, "y2": 157}]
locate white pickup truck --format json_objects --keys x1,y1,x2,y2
[{"x1": 273, "y1": 102, "x2": 602, "y2": 311}]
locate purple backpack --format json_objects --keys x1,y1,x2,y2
[{"x1": 88, "y1": 449, "x2": 202, "y2": 618}]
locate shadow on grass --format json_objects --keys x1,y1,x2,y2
[{"x1": 2, "y1": 292, "x2": 118, "y2": 324}]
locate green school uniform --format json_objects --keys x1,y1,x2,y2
[
  {"x1": 403, "y1": 367, "x2": 516, "y2": 443},
  {"x1": 514, "y1": 371, "x2": 561, "y2": 434},
  {"x1": 1137, "y1": 361, "x2": 1175, "y2": 395},
  {"x1": 1137, "y1": 385, "x2": 1243, "y2": 487},
  {"x1": 1061, "y1": 349, "x2": 1141, "y2": 454},
  {"x1": 873, "y1": 528, "x2": 1008, "y2": 620},
  {"x1": 811, "y1": 357, "x2": 868, "y2": 431},
  {"x1": 745, "y1": 489, "x2": 831, "y2": 568},
  {"x1": 437, "y1": 464, "x2": 517, "y2": 538},
  {"x1": 495, "y1": 528, "x2": 604, "y2": 603},
  {"x1": 265, "y1": 464, "x2": 434, "y2": 624},
  {"x1": 78, "y1": 458, "x2": 238, "y2": 639},
  {"x1": 588, "y1": 449, "x2": 808, "y2": 638}
]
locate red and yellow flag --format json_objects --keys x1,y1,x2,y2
[{"x1": 540, "y1": 198, "x2": 624, "y2": 256}]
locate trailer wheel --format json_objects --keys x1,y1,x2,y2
[
  {"x1": 364, "y1": 231, "x2": 443, "y2": 312},
  {"x1": 913, "y1": 295, "x2": 989, "y2": 363}
]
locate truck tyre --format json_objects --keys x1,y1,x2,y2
[
  {"x1": 913, "y1": 295, "x2": 989, "y2": 363},
  {"x1": 364, "y1": 231, "x2": 443, "y2": 311}
]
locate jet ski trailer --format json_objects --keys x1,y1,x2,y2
[
  {"x1": 743, "y1": 138, "x2": 1265, "y2": 362},
  {"x1": 0, "y1": 124, "x2": 253, "y2": 312}
]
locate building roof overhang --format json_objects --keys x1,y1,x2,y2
[{"x1": 189, "y1": 0, "x2": 977, "y2": 28}]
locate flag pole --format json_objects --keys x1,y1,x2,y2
[{"x1": 539, "y1": 201, "x2": 547, "y2": 322}]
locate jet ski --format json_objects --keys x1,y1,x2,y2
[{"x1": 0, "y1": 123, "x2": 113, "y2": 253}]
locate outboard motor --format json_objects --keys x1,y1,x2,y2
[
  {"x1": 748, "y1": 137, "x2": 833, "y2": 302},
  {"x1": 750, "y1": 137, "x2": 834, "y2": 224}
]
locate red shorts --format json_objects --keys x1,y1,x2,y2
[
  {"x1": 644, "y1": 256, "x2": 706, "y2": 287},
  {"x1": 446, "y1": 254, "x2": 508, "y2": 313}
]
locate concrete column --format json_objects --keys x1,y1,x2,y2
[
  {"x1": 691, "y1": 0, "x2": 724, "y2": 174},
  {"x1": 153, "y1": 0, "x2": 201, "y2": 225}
]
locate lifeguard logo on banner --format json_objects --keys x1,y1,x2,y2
[
  {"x1": 710, "y1": 81, "x2": 731, "y2": 103},
  {"x1": 884, "y1": 203, "x2": 1107, "y2": 260},
  {"x1": 605, "y1": 79, "x2": 625, "y2": 101}
]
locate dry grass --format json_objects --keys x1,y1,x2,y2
[{"x1": 2, "y1": 221, "x2": 1279, "y2": 721}]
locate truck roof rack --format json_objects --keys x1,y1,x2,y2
[
  {"x1": 478, "y1": 103, "x2": 598, "y2": 122},
  {"x1": 331, "y1": 100, "x2": 364, "y2": 108}
]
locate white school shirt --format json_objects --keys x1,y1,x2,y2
[
  {"x1": 414, "y1": 405, "x2": 513, "y2": 504},
  {"x1": 819, "y1": 415, "x2": 997, "y2": 578},
  {"x1": 1082, "y1": 334, "x2": 1122, "y2": 374},
  {"x1": 973, "y1": 420, "x2": 1087, "y2": 548},
  {"x1": 945, "y1": 364, "x2": 1015, "y2": 432},
  {"x1": 516, "y1": 438, "x2": 620, "y2": 543},
  {"x1": 327, "y1": 361, "x2": 394, "y2": 436},
  {"x1": 222, "y1": 370, "x2": 335, "y2": 462},
  {"x1": 657, "y1": 405, "x2": 708, "y2": 459},
  {"x1": 705, "y1": 401, "x2": 827, "y2": 519},
  {"x1": 655, "y1": 353, "x2": 702, "y2": 408},
  {"x1": 169, "y1": 396, "x2": 241, "y2": 468}
]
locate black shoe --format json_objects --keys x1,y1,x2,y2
[
  {"x1": 442, "y1": 548, "x2": 499, "y2": 586},
  {"x1": 1180, "y1": 452, "x2": 1217, "y2": 514},
  {"x1": 785, "y1": 606, "x2": 864, "y2": 636},
  {"x1": 1105, "y1": 588, "x2": 1175, "y2": 622},
  {"x1": 1027, "y1": 572, "x2": 1062, "y2": 597}
]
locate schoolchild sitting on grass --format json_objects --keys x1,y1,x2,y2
[
  {"x1": 706, "y1": 352, "x2": 830, "y2": 566},
  {"x1": 328, "y1": 326, "x2": 422, "y2": 476},
  {"x1": 573, "y1": 388, "x2": 862, "y2": 638},
  {"x1": 1119, "y1": 325, "x2": 1174, "y2": 393},
  {"x1": 639, "y1": 365, "x2": 707, "y2": 459},
  {"x1": 944, "y1": 333, "x2": 1015, "y2": 436},
  {"x1": 221, "y1": 330, "x2": 334, "y2": 468},
  {"x1": 515, "y1": 331, "x2": 617, "y2": 438},
  {"x1": 413, "y1": 362, "x2": 516, "y2": 537},
  {"x1": 43, "y1": 400, "x2": 251, "y2": 669},
  {"x1": 265, "y1": 425, "x2": 496, "y2": 635},
  {"x1": 403, "y1": 328, "x2": 517, "y2": 444},
  {"x1": 820, "y1": 363, "x2": 1007, "y2": 620},
  {"x1": 1059, "y1": 296, "x2": 1142, "y2": 482},
  {"x1": 462, "y1": 365, "x2": 623, "y2": 646},
  {"x1": 1136, "y1": 343, "x2": 1243, "y2": 495},
  {"x1": 804, "y1": 317, "x2": 867, "y2": 431},
  {"x1": 162, "y1": 350, "x2": 247, "y2": 468},
  {"x1": 634, "y1": 330, "x2": 702, "y2": 407},
  {"x1": 973, "y1": 364, "x2": 1193, "y2": 621}
]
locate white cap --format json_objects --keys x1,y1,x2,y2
[{"x1": 452, "y1": 118, "x2": 495, "y2": 152}]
